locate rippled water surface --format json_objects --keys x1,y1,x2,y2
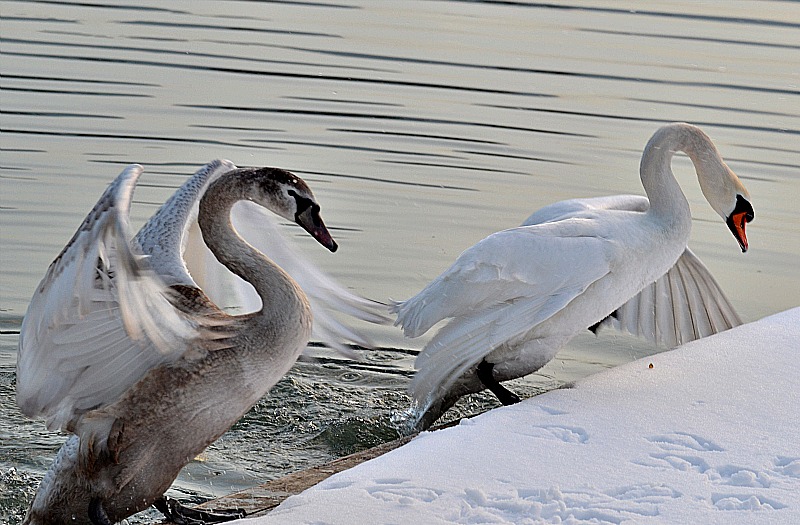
[{"x1": 1, "y1": 1, "x2": 798, "y2": 522}]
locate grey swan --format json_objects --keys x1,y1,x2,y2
[
  {"x1": 17, "y1": 161, "x2": 370, "y2": 524},
  {"x1": 392, "y1": 123, "x2": 754, "y2": 430}
]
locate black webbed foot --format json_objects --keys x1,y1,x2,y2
[
  {"x1": 154, "y1": 496, "x2": 246, "y2": 525},
  {"x1": 476, "y1": 360, "x2": 521, "y2": 406}
]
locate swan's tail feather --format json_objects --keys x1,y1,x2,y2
[{"x1": 390, "y1": 293, "x2": 448, "y2": 339}]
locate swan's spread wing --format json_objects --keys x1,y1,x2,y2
[
  {"x1": 397, "y1": 224, "x2": 613, "y2": 403},
  {"x1": 185, "y1": 200, "x2": 389, "y2": 357},
  {"x1": 134, "y1": 159, "x2": 237, "y2": 288},
  {"x1": 598, "y1": 248, "x2": 742, "y2": 347},
  {"x1": 525, "y1": 196, "x2": 741, "y2": 345},
  {"x1": 17, "y1": 165, "x2": 201, "y2": 431}
]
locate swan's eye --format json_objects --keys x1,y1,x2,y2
[
  {"x1": 288, "y1": 189, "x2": 320, "y2": 224},
  {"x1": 287, "y1": 189, "x2": 310, "y2": 212},
  {"x1": 733, "y1": 194, "x2": 754, "y2": 223}
]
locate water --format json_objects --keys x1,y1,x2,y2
[{"x1": 1, "y1": 0, "x2": 798, "y2": 521}]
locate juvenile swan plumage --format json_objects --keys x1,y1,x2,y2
[
  {"x1": 392, "y1": 123, "x2": 754, "y2": 429},
  {"x1": 17, "y1": 161, "x2": 361, "y2": 524}
]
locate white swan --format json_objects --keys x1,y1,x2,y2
[
  {"x1": 16, "y1": 161, "x2": 375, "y2": 524},
  {"x1": 392, "y1": 123, "x2": 754, "y2": 429}
]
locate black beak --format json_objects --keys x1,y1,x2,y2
[{"x1": 296, "y1": 205, "x2": 338, "y2": 252}]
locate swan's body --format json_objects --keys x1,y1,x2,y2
[
  {"x1": 393, "y1": 123, "x2": 754, "y2": 429},
  {"x1": 17, "y1": 161, "x2": 359, "y2": 524}
]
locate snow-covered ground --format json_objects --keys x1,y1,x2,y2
[{"x1": 237, "y1": 307, "x2": 800, "y2": 525}]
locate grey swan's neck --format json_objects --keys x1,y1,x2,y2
[{"x1": 197, "y1": 170, "x2": 311, "y2": 341}]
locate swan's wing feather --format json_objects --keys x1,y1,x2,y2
[
  {"x1": 398, "y1": 225, "x2": 613, "y2": 402},
  {"x1": 185, "y1": 201, "x2": 389, "y2": 355},
  {"x1": 393, "y1": 222, "x2": 611, "y2": 337},
  {"x1": 134, "y1": 159, "x2": 237, "y2": 288},
  {"x1": 409, "y1": 280, "x2": 592, "y2": 405},
  {"x1": 602, "y1": 248, "x2": 742, "y2": 346},
  {"x1": 232, "y1": 202, "x2": 389, "y2": 326},
  {"x1": 522, "y1": 195, "x2": 649, "y2": 226},
  {"x1": 17, "y1": 165, "x2": 201, "y2": 431}
]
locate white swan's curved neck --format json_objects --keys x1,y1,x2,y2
[
  {"x1": 639, "y1": 123, "x2": 729, "y2": 232},
  {"x1": 639, "y1": 124, "x2": 690, "y2": 222}
]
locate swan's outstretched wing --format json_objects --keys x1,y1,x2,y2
[
  {"x1": 394, "y1": 222, "x2": 614, "y2": 404},
  {"x1": 522, "y1": 194, "x2": 742, "y2": 346},
  {"x1": 184, "y1": 197, "x2": 389, "y2": 357},
  {"x1": 134, "y1": 159, "x2": 237, "y2": 288},
  {"x1": 17, "y1": 165, "x2": 202, "y2": 432},
  {"x1": 596, "y1": 248, "x2": 742, "y2": 346}
]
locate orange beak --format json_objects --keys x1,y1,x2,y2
[
  {"x1": 726, "y1": 211, "x2": 750, "y2": 253},
  {"x1": 726, "y1": 195, "x2": 754, "y2": 253}
]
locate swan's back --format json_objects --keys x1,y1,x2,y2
[{"x1": 522, "y1": 194, "x2": 650, "y2": 226}]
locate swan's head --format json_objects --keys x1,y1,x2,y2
[
  {"x1": 725, "y1": 193, "x2": 754, "y2": 253},
  {"x1": 698, "y1": 162, "x2": 754, "y2": 253},
  {"x1": 678, "y1": 125, "x2": 754, "y2": 253},
  {"x1": 251, "y1": 167, "x2": 338, "y2": 252}
]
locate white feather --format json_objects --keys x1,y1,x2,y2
[{"x1": 600, "y1": 247, "x2": 742, "y2": 345}]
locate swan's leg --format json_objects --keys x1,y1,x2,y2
[
  {"x1": 476, "y1": 360, "x2": 521, "y2": 406},
  {"x1": 413, "y1": 393, "x2": 457, "y2": 432},
  {"x1": 88, "y1": 498, "x2": 113, "y2": 525},
  {"x1": 154, "y1": 496, "x2": 246, "y2": 524}
]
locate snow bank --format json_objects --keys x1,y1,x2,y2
[{"x1": 239, "y1": 308, "x2": 800, "y2": 524}]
